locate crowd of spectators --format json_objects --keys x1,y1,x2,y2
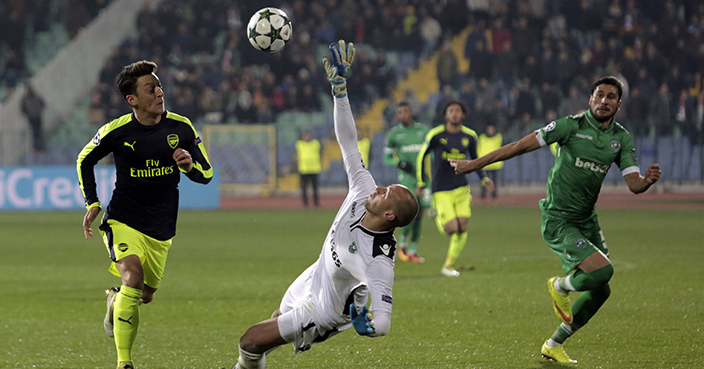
[
  {"x1": 0, "y1": 0, "x2": 113, "y2": 92},
  {"x1": 87, "y1": 0, "x2": 469, "y2": 126},
  {"x1": 421, "y1": 0, "x2": 704, "y2": 144},
  {"x1": 3, "y1": 0, "x2": 704, "y2": 147}
]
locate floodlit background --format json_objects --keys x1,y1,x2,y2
[{"x1": 0, "y1": 0, "x2": 702, "y2": 368}]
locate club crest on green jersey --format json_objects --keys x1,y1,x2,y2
[
  {"x1": 167, "y1": 134, "x2": 179, "y2": 149},
  {"x1": 610, "y1": 140, "x2": 620, "y2": 152}
]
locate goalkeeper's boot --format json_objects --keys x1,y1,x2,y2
[
  {"x1": 408, "y1": 253, "x2": 425, "y2": 263},
  {"x1": 547, "y1": 277, "x2": 572, "y2": 324},
  {"x1": 104, "y1": 287, "x2": 120, "y2": 338},
  {"x1": 117, "y1": 361, "x2": 134, "y2": 369},
  {"x1": 397, "y1": 246, "x2": 410, "y2": 262},
  {"x1": 441, "y1": 266, "x2": 460, "y2": 277},
  {"x1": 541, "y1": 341, "x2": 577, "y2": 363}
]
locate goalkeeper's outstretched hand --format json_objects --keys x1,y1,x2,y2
[
  {"x1": 349, "y1": 303, "x2": 375, "y2": 336},
  {"x1": 322, "y1": 40, "x2": 356, "y2": 97}
]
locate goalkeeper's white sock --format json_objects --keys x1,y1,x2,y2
[{"x1": 236, "y1": 345, "x2": 265, "y2": 369}]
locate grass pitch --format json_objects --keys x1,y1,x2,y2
[{"x1": 0, "y1": 205, "x2": 702, "y2": 368}]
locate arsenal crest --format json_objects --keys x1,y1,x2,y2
[{"x1": 167, "y1": 134, "x2": 179, "y2": 149}]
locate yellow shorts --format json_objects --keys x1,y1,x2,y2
[
  {"x1": 99, "y1": 219, "x2": 172, "y2": 289},
  {"x1": 432, "y1": 186, "x2": 472, "y2": 234}
]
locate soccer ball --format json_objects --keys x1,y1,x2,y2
[{"x1": 247, "y1": 7, "x2": 292, "y2": 53}]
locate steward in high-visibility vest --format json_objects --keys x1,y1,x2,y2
[
  {"x1": 295, "y1": 132, "x2": 322, "y2": 207},
  {"x1": 477, "y1": 125, "x2": 503, "y2": 199}
]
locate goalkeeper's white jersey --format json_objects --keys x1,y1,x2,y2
[
  {"x1": 287, "y1": 96, "x2": 396, "y2": 331},
  {"x1": 309, "y1": 152, "x2": 396, "y2": 329}
]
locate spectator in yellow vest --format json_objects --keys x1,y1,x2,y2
[
  {"x1": 295, "y1": 132, "x2": 322, "y2": 207},
  {"x1": 477, "y1": 125, "x2": 503, "y2": 200}
]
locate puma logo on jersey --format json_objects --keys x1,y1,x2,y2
[
  {"x1": 124, "y1": 141, "x2": 136, "y2": 151},
  {"x1": 574, "y1": 157, "x2": 609, "y2": 173},
  {"x1": 118, "y1": 316, "x2": 133, "y2": 325}
]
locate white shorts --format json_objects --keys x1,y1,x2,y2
[{"x1": 277, "y1": 263, "x2": 351, "y2": 353}]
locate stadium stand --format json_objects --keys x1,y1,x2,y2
[{"x1": 2, "y1": 0, "x2": 703, "y2": 186}]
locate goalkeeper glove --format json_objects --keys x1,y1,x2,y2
[
  {"x1": 398, "y1": 161, "x2": 415, "y2": 174},
  {"x1": 322, "y1": 40, "x2": 356, "y2": 98},
  {"x1": 349, "y1": 303, "x2": 375, "y2": 335}
]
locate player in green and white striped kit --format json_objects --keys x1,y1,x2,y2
[
  {"x1": 383, "y1": 102, "x2": 430, "y2": 262},
  {"x1": 450, "y1": 76, "x2": 661, "y2": 364}
]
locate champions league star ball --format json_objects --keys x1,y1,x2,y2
[{"x1": 247, "y1": 7, "x2": 292, "y2": 53}]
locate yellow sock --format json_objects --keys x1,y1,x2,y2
[
  {"x1": 443, "y1": 232, "x2": 467, "y2": 269},
  {"x1": 114, "y1": 285, "x2": 141, "y2": 363}
]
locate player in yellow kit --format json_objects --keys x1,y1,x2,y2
[{"x1": 77, "y1": 60, "x2": 213, "y2": 369}]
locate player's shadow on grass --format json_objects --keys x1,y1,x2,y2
[{"x1": 537, "y1": 359, "x2": 574, "y2": 368}]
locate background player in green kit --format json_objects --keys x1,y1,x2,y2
[
  {"x1": 417, "y1": 100, "x2": 494, "y2": 277},
  {"x1": 77, "y1": 60, "x2": 213, "y2": 369},
  {"x1": 451, "y1": 76, "x2": 661, "y2": 364},
  {"x1": 383, "y1": 102, "x2": 429, "y2": 262}
]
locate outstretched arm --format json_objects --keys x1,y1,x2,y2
[
  {"x1": 624, "y1": 164, "x2": 661, "y2": 194},
  {"x1": 334, "y1": 97, "x2": 358, "y2": 155},
  {"x1": 450, "y1": 131, "x2": 542, "y2": 175},
  {"x1": 324, "y1": 40, "x2": 358, "y2": 156}
]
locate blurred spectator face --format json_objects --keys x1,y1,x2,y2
[
  {"x1": 442, "y1": 85, "x2": 453, "y2": 97},
  {"x1": 479, "y1": 78, "x2": 489, "y2": 89},
  {"x1": 445, "y1": 103, "x2": 465, "y2": 125},
  {"x1": 545, "y1": 110, "x2": 557, "y2": 121},
  {"x1": 522, "y1": 113, "x2": 532, "y2": 124},
  {"x1": 589, "y1": 84, "x2": 621, "y2": 122},
  {"x1": 659, "y1": 83, "x2": 669, "y2": 95},
  {"x1": 486, "y1": 125, "x2": 496, "y2": 136},
  {"x1": 396, "y1": 105, "x2": 413, "y2": 125}
]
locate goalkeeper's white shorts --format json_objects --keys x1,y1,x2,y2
[{"x1": 277, "y1": 264, "x2": 351, "y2": 353}]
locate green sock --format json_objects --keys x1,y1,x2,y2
[
  {"x1": 410, "y1": 210, "x2": 423, "y2": 244},
  {"x1": 572, "y1": 283, "x2": 611, "y2": 327},
  {"x1": 443, "y1": 232, "x2": 467, "y2": 269},
  {"x1": 114, "y1": 285, "x2": 141, "y2": 363},
  {"x1": 550, "y1": 322, "x2": 581, "y2": 345},
  {"x1": 561, "y1": 264, "x2": 614, "y2": 291},
  {"x1": 408, "y1": 242, "x2": 418, "y2": 254}
]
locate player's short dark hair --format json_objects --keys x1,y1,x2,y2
[
  {"x1": 591, "y1": 76, "x2": 623, "y2": 101},
  {"x1": 391, "y1": 186, "x2": 419, "y2": 228},
  {"x1": 442, "y1": 100, "x2": 468, "y2": 117},
  {"x1": 397, "y1": 101, "x2": 412, "y2": 110},
  {"x1": 115, "y1": 60, "x2": 158, "y2": 100}
]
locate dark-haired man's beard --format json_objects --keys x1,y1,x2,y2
[{"x1": 591, "y1": 108, "x2": 615, "y2": 123}]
